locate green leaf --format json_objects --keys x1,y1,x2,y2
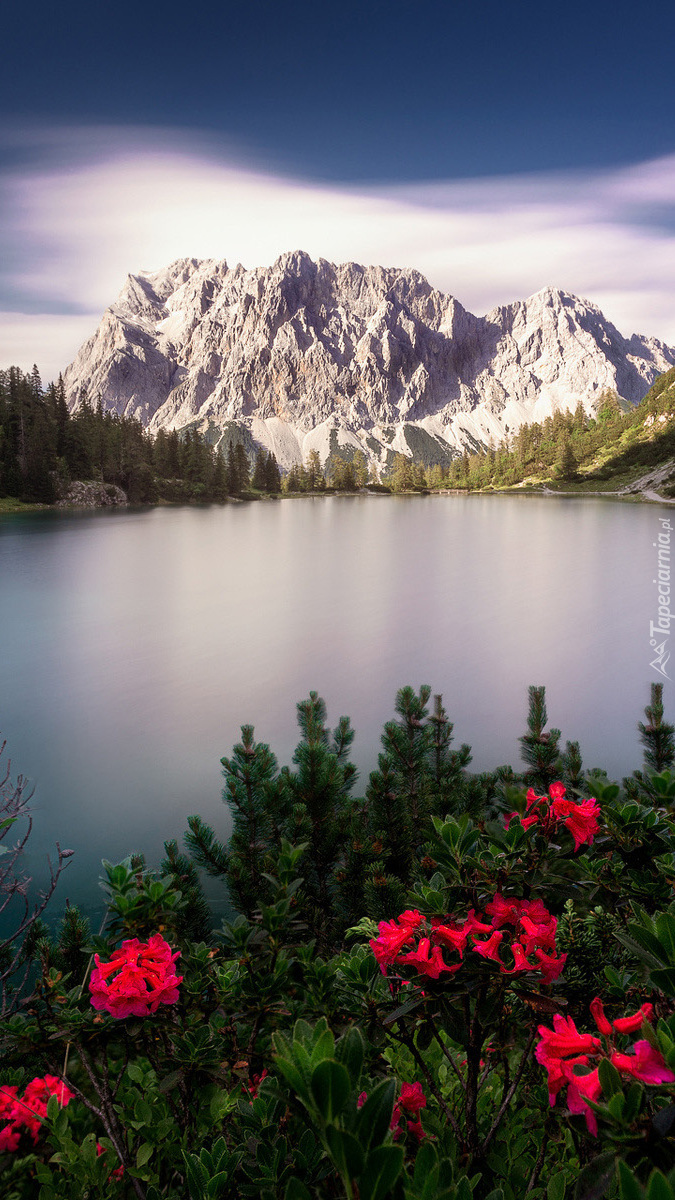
[
  {"x1": 285, "y1": 1180, "x2": 312, "y2": 1200},
  {"x1": 615, "y1": 932, "x2": 664, "y2": 970},
  {"x1": 599, "y1": 1056, "x2": 623, "y2": 1099},
  {"x1": 548, "y1": 1173, "x2": 567, "y2": 1200},
  {"x1": 617, "y1": 1161, "x2": 644, "y2": 1200},
  {"x1": 335, "y1": 1026, "x2": 365, "y2": 1087},
  {"x1": 136, "y1": 1143, "x2": 153, "y2": 1168},
  {"x1": 356, "y1": 1079, "x2": 396, "y2": 1150},
  {"x1": 625, "y1": 924, "x2": 670, "y2": 966},
  {"x1": 646, "y1": 1170, "x2": 675, "y2": 1200},
  {"x1": 46, "y1": 1095, "x2": 60, "y2": 1122},
  {"x1": 325, "y1": 1125, "x2": 365, "y2": 1179},
  {"x1": 310, "y1": 1059, "x2": 350, "y2": 1123},
  {"x1": 183, "y1": 1154, "x2": 209, "y2": 1200},
  {"x1": 359, "y1": 1145, "x2": 405, "y2": 1200},
  {"x1": 655, "y1": 914, "x2": 675, "y2": 960}
]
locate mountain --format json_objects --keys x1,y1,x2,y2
[{"x1": 63, "y1": 251, "x2": 675, "y2": 468}]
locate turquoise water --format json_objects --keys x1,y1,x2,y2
[{"x1": 0, "y1": 495, "x2": 670, "y2": 917}]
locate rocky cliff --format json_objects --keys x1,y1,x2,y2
[{"x1": 63, "y1": 251, "x2": 675, "y2": 467}]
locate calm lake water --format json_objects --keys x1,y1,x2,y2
[{"x1": 0, "y1": 494, "x2": 672, "y2": 918}]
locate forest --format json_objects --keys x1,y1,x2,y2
[{"x1": 3, "y1": 365, "x2": 675, "y2": 508}]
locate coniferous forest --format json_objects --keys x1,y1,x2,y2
[
  {"x1": 4, "y1": 365, "x2": 675, "y2": 508},
  {"x1": 1, "y1": 682, "x2": 675, "y2": 1198}
]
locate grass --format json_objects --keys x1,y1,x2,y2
[{"x1": 0, "y1": 496, "x2": 47, "y2": 513}]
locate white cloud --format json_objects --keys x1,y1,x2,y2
[{"x1": 2, "y1": 126, "x2": 675, "y2": 379}]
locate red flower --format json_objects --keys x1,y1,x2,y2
[
  {"x1": 431, "y1": 919, "x2": 469, "y2": 957},
  {"x1": 589, "y1": 997, "x2": 612, "y2": 1036},
  {"x1": 484, "y1": 894, "x2": 522, "y2": 928},
  {"x1": 612, "y1": 1003, "x2": 653, "y2": 1034},
  {"x1": 533, "y1": 948, "x2": 567, "y2": 985},
  {"x1": 89, "y1": 934, "x2": 182, "y2": 1019},
  {"x1": 611, "y1": 1040, "x2": 675, "y2": 1085},
  {"x1": 472, "y1": 930, "x2": 504, "y2": 964},
  {"x1": 0, "y1": 1076, "x2": 74, "y2": 1152},
  {"x1": 397, "y1": 938, "x2": 459, "y2": 979},
  {"x1": 369, "y1": 911, "x2": 424, "y2": 971},
  {"x1": 565, "y1": 799, "x2": 600, "y2": 851},
  {"x1": 536, "y1": 1015, "x2": 602, "y2": 1059},
  {"x1": 399, "y1": 1081, "x2": 427, "y2": 1116}
]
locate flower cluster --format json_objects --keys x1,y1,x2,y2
[
  {"x1": 536, "y1": 999, "x2": 675, "y2": 1135},
  {"x1": 89, "y1": 934, "x2": 182, "y2": 1019},
  {"x1": 505, "y1": 782, "x2": 600, "y2": 852},
  {"x1": 358, "y1": 1081, "x2": 427, "y2": 1141},
  {"x1": 0, "y1": 1076, "x2": 74, "y2": 1152},
  {"x1": 369, "y1": 894, "x2": 566, "y2": 985}
]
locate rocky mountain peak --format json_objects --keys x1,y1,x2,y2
[{"x1": 63, "y1": 251, "x2": 675, "y2": 469}]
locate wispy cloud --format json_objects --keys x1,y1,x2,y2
[{"x1": 2, "y1": 125, "x2": 675, "y2": 379}]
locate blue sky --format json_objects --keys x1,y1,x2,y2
[{"x1": 2, "y1": 0, "x2": 675, "y2": 376}]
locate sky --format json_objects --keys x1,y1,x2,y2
[{"x1": 2, "y1": 0, "x2": 675, "y2": 379}]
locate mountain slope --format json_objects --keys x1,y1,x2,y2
[{"x1": 63, "y1": 252, "x2": 675, "y2": 467}]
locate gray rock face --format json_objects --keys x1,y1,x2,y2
[
  {"x1": 63, "y1": 252, "x2": 675, "y2": 467},
  {"x1": 56, "y1": 481, "x2": 128, "y2": 508}
]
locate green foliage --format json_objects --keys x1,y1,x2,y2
[{"x1": 4, "y1": 680, "x2": 675, "y2": 1197}]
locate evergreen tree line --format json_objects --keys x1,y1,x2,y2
[
  {"x1": 443, "y1": 368, "x2": 675, "y2": 491},
  {"x1": 0, "y1": 367, "x2": 282, "y2": 504},
  {"x1": 184, "y1": 679, "x2": 675, "y2": 955}
]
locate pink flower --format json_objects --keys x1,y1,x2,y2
[
  {"x1": 611, "y1": 1040, "x2": 675, "y2": 1085},
  {"x1": 357, "y1": 1091, "x2": 367, "y2": 1109},
  {"x1": 612, "y1": 1004, "x2": 654, "y2": 1035},
  {"x1": 565, "y1": 1065, "x2": 602, "y2": 1136},
  {"x1": 89, "y1": 934, "x2": 182, "y2": 1019}
]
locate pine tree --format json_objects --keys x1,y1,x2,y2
[{"x1": 518, "y1": 686, "x2": 562, "y2": 791}]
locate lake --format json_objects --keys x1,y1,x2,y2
[{"x1": 0, "y1": 494, "x2": 671, "y2": 919}]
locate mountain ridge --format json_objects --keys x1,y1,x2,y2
[{"x1": 63, "y1": 252, "x2": 675, "y2": 468}]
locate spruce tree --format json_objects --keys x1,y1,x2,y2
[
  {"x1": 426, "y1": 693, "x2": 472, "y2": 816},
  {"x1": 638, "y1": 682, "x2": 675, "y2": 773},
  {"x1": 279, "y1": 693, "x2": 357, "y2": 948},
  {"x1": 624, "y1": 683, "x2": 675, "y2": 803},
  {"x1": 252, "y1": 449, "x2": 267, "y2": 491},
  {"x1": 264, "y1": 451, "x2": 281, "y2": 493},
  {"x1": 234, "y1": 443, "x2": 250, "y2": 491},
  {"x1": 518, "y1": 686, "x2": 562, "y2": 791}
]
